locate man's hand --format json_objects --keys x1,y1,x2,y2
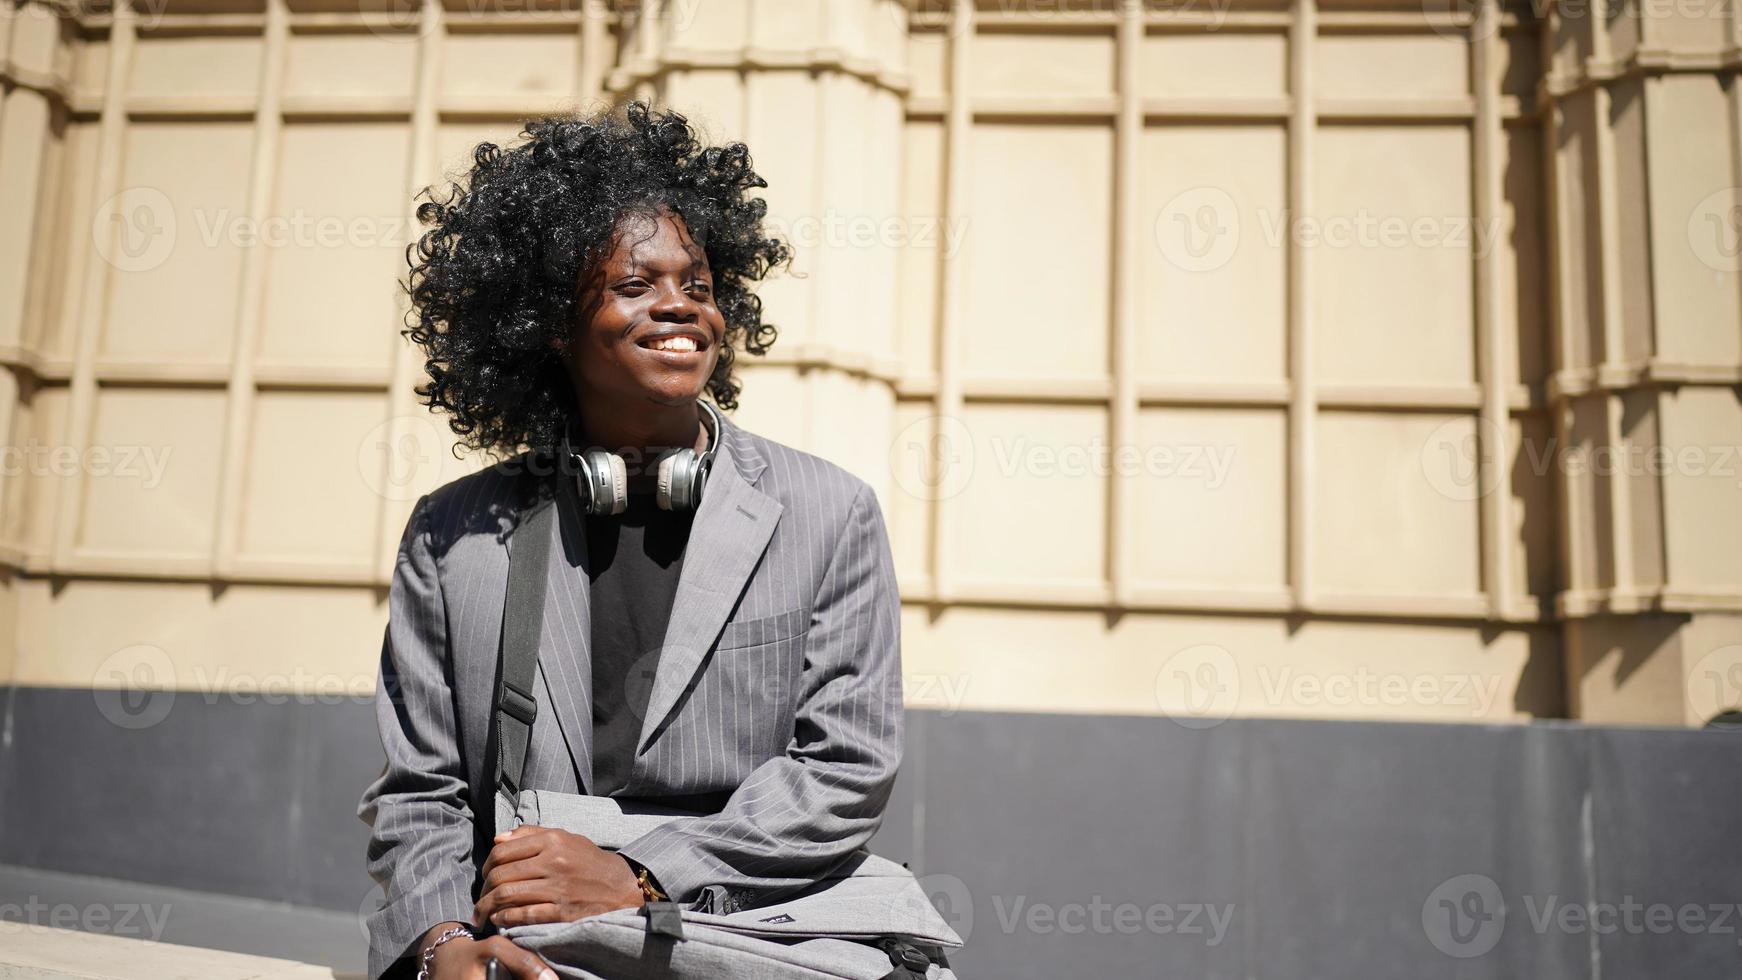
[
  {"x1": 419, "y1": 922, "x2": 556, "y2": 980},
  {"x1": 474, "y1": 825, "x2": 643, "y2": 930}
]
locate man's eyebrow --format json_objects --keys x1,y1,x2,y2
[{"x1": 620, "y1": 251, "x2": 710, "y2": 277}]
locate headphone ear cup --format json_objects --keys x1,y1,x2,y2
[
  {"x1": 657, "y1": 450, "x2": 698, "y2": 512},
  {"x1": 601, "y1": 451, "x2": 628, "y2": 516},
  {"x1": 580, "y1": 449, "x2": 627, "y2": 516}
]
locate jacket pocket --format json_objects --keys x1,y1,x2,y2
[{"x1": 714, "y1": 605, "x2": 811, "y2": 651}]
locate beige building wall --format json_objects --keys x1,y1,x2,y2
[{"x1": 1, "y1": 0, "x2": 1738, "y2": 727}]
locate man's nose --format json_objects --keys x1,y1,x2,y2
[{"x1": 649, "y1": 282, "x2": 700, "y2": 321}]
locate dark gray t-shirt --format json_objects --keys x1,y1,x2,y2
[{"x1": 584, "y1": 490, "x2": 693, "y2": 797}]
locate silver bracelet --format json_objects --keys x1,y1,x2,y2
[{"x1": 416, "y1": 924, "x2": 475, "y2": 980}]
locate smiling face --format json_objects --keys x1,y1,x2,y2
[{"x1": 566, "y1": 208, "x2": 725, "y2": 430}]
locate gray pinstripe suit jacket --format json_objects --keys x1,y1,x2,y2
[{"x1": 358, "y1": 413, "x2": 904, "y2": 978}]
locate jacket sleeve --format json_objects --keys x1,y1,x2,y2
[
  {"x1": 617, "y1": 482, "x2": 905, "y2": 913},
  {"x1": 358, "y1": 493, "x2": 476, "y2": 979}
]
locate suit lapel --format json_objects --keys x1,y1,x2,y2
[
  {"x1": 636, "y1": 418, "x2": 783, "y2": 754},
  {"x1": 504, "y1": 474, "x2": 595, "y2": 794}
]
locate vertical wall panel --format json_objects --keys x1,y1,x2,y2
[
  {"x1": 257, "y1": 123, "x2": 410, "y2": 370},
  {"x1": 1130, "y1": 407, "x2": 1287, "y2": 591},
  {"x1": 949, "y1": 404, "x2": 1108, "y2": 594},
  {"x1": 6, "y1": 0, "x2": 1739, "y2": 727},
  {"x1": 1314, "y1": 33, "x2": 1468, "y2": 99},
  {"x1": 1139, "y1": 33, "x2": 1287, "y2": 99},
  {"x1": 281, "y1": 31, "x2": 416, "y2": 99},
  {"x1": 961, "y1": 123, "x2": 1111, "y2": 383},
  {"x1": 80, "y1": 388, "x2": 226, "y2": 557},
  {"x1": 1312, "y1": 125, "x2": 1475, "y2": 388},
  {"x1": 101, "y1": 122, "x2": 254, "y2": 365},
  {"x1": 1315, "y1": 411, "x2": 1483, "y2": 598},
  {"x1": 238, "y1": 391, "x2": 386, "y2": 565},
  {"x1": 1139, "y1": 125, "x2": 1287, "y2": 384}
]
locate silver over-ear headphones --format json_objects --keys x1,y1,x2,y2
[{"x1": 562, "y1": 401, "x2": 723, "y2": 516}]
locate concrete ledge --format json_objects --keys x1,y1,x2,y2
[
  {"x1": 0, "y1": 922, "x2": 334, "y2": 979},
  {"x1": 0, "y1": 865, "x2": 364, "y2": 978}
]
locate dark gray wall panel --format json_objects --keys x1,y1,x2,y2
[
  {"x1": 0, "y1": 685, "x2": 381, "y2": 911},
  {"x1": 910, "y1": 711, "x2": 1248, "y2": 978},
  {"x1": 1587, "y1": 727, "x2": 1742, "y2": 977},
  {"x1": 1237, "y1": 720, "x2": 1591, "y2": 980},
  {"x1": 2, "y1": 687, "x2": 1738, "y2": 979}
]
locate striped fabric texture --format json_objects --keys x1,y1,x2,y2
[{"x1": 358, "y1": 413, "x2": 904, "y2": 978}]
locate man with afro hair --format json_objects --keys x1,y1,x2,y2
[{"x1": 359, "y1": 102, "x2": 906, "y2": 980}]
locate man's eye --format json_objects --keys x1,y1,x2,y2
[{"x1": 687, "y1": 281, "x2": 713, "y2": 296}]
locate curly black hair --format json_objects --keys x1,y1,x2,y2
[{"x1": 402, "y1": 101, "x2": 791, "y2": 456}]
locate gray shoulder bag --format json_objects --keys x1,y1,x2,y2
[{"x1": 487, "y1": 490, "x2": 963, "y2": 980}]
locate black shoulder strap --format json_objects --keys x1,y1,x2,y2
[{"x1": 494, "y1": 488, "x2": 555, "y2": 803}]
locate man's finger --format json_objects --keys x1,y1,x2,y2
[
  {"x1": 489, "y1": 902, "x2": 565, "y2": 928},
  {"x1": 480, "y1": 830, "x2": 550, "y2": 881},
  {"x1": 479, "y1": 935, "x2": 558, "y2": 980},
  {"x1": 493, "y1": 823, "x2": 545, "y2": 844},
  {"x1": 475, "y1": 879, "x2": 554, "y2": 926},
  {"x1": 480, "y1": 854, "x2": 545, "y2": 896}
]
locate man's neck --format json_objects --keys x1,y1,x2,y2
[{"x1": 574, "y1": 398, "x2": 707, "y2": 456}]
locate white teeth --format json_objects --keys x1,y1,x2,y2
[{"x1": 651, "y1": 336, "x2": 698, "y2": 353}]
